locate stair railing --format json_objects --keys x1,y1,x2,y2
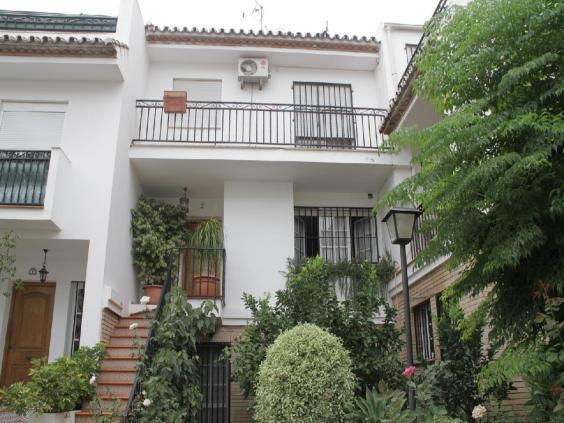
[{"x1": 124, "y1": 251, "x2": 176, "y2": 421}]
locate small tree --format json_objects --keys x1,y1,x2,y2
[
  {"x1": 379, "y1": 0, "x2": 563, "y2": 349},
  {"x1": 255, "y1": 324, "x2": 355, "y2": 423}
]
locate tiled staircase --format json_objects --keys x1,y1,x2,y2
[{"x1": 75, "y1": 314, "x2": 150, "y2": 422}]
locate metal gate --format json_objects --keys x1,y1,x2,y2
[{"x1": 197, "y1": 343, "x2": 230, "y2": 422}]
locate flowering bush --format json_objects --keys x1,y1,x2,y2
[
  {"x1": 402, "y1": 365, "x2": 416, "y2": 380},
  {"x1": 255, "y1": 324, "x2": 355, "y2": 423}
]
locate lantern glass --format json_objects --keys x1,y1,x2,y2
[
  {"x1": 382, "y1": 207, "x2": 421, "y2": 244},
  {"x1": 39, "y1": 266, "x2": 49, "y2": 283}
]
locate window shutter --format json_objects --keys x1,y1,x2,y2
[{"x1": 0, "y1": 109, "x2": 65, "y2": 150}]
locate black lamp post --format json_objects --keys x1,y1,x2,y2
[
  {"x1": 382, "y1": 206, "x2": 421, "y2": 412},
  {"x1": 39, "y1": 249, "x2": 49, "y2": 283}
]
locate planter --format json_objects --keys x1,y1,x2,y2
[
  {"x1": 142, "y1": 284, "x2": 163, "y2": 305},
  {"x1": 163, "y1": 90, "x2": 187, "y2": 113},
  {"x1": 32, "y1": 411, "x2": 75, "y2": 423},
  {"x1": 193, "y1": 275, "x2": 219, "y2": 298}
]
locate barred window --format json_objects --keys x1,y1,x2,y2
[
  {"x1": 414, "y1": 300, "x2": 435, "y2": 362},
  {"x1": 197, "y1": 343, "x2": 229, "y2": 422},
  {"x1": 294, "y1": 207, "x2": 379, "y2": 263}
]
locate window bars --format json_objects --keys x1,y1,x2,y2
[
  {"x1": 413, "y1": 300, "x2": 435, "y2": 362},
  {"x1": 294, "y1": 207, "x2": 379, "y2": 263}
]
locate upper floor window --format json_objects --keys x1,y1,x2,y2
[
  {"x1": 0, "y1": 102, "x2": 66, "y2": 150},
  {"x1": 294, "y1": 207, "x2": 379, "y2": 263},
  {"x1": 172, "y1": 79, "x2": 222, "y2": 102},
  {"x1": 405, "y1": 44, "x2": 418, "y2": 64},
  {"x1": 414, "y1": 299, "x2": 435, "y2": 362},
  {"x1": 292, "y1": 82, "x2": 355, "y2": 148},
  {"x1": 172, "y1": 79, "x2": 222, "y2": 130}
]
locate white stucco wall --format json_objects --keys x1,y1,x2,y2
[
  {"x1": 223, "y1": 181, "x2": 294, "y2": 323},
  {"x1": 0, "y1": 240, "x2": 88, "y2": 372}
]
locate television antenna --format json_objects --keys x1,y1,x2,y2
[{"x1": 242, "y1": 0, "x2": 265, "y2": 32}]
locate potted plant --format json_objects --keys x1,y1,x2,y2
[
  {"x1": 131, "y1": 197, "x2": 190, "y2": 304},
  {"x1": 0, "y1": 345, "x2": 106, "y2": 423},
  {"x1": 189, "y1": 218, "x2": 223, "y2": 298}
]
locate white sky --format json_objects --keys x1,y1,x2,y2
[{"x1": 0, "y1": 0, "x2": 438, "y2": 38}]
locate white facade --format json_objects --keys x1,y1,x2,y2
[{"x1": 0, "y1": 0, "x2": 424, "y2": 376}]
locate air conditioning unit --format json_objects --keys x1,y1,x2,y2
[{"x1": 238, "y1": 58, "x2": 270, "y2": 90}]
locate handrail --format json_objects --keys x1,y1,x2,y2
[
  {"x1": 133, "y1": 100, "x2": 386, "y2": 149},
  {"x1": 124, "y1": 252, "x2": 175, "y2": 420}
]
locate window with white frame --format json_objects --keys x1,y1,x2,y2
[
  {"x1": 294, "y1": 207, "x2": 379, "y2": 263},
  {"x1": 414, "y1": 299, "x2": 435, "y2": 362},
  {"x1": 405, "y1": 44, "x2": 418, "y2": 64},
  {"x1": 171, "y1": 79, "x2": 222, "y2": 131}
]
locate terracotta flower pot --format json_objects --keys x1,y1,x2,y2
[
  {"x1": 193, "y1": 275, "x2": 219, "y2": 298},
  {"x1": 142, "y1": 284, "x2": 163, "y2": 305}
]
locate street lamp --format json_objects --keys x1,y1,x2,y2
[{"x1": 382, "y1": 206, "x2": 421, "y2": 412}]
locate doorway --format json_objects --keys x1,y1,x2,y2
[{"x1": 0, "y1": 282, "x2": 55, "y2": 386}]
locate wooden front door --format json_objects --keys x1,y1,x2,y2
[{"x1": 1, "y1": 282, "x2": 55, "y2": 387}]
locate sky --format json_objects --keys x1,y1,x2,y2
[{"x1": 0, "y1": 0, "x2": 438, "y2": 38}]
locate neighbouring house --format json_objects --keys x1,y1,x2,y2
[
  {"x1": 380, "y1": 0, "x2": 531, "y2": 417},
  {"x1": 0, "y1": 0, "x2": 435, "y2": 421}
]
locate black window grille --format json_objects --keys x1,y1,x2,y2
[
  {"x1": 405, "y1": 44, "x2": 418, "y2": 64},
  {"x1": 414, "y1": 300, "x2": 435, "y2": 362},
  {"x1": 70, "y1": 281, "x2": 85, "y2": 354},
  {"x1": 0, "y1": 150, "x2": 51, "y2": 206},
  {"x1": 294, "y1": 207, "x2": 379, "y2": 263},
  {"x1": 197, "y1": 343, "x2": 230, "y2": 423},
  {"x1": 292, "y1": 82, "x2": 356, "y2": 148},
  {"x1": 411, "y1": 206, "x2": 437, "y2": 259}
]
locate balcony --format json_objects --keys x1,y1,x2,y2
[
  {"x1": 133, "y1": 100, "x2": 386, "y2": 150},
  {"x1": 0, "y1": 150, "x2": 50, "y2": 206},
  {"x1": 411, "y1": 208, "x2": 437, "y2": 260},
  {"x1": 0, "y1": 148, "x2": 70, "y2": 230},
  {"x1": 179, "y1": 247, "x2": 226, "y2": 304}
]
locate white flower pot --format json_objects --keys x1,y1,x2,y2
[{"x1": 31, "y1": 411, "x2": 75, "y2": 423}]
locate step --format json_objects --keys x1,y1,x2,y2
[
  {"x1": 96, "y1": 381, "x2": 134, "y2": 397},
  {"x1": 101, "y1": 357, "x2": 139, "y2": 370},
  {"x1": 113, "y1": 326, "x2": 149, "y2": 337},
  {"x1": 109, "y1": 335, "x2": 148, "y2": 347},
  {"x1": 115, "y1": 318, "x2": 151, "y2": 329},
  {"x1": 75, "y1": 411, "x2": 123, "y2": 423},
  {"x1": 82, "y1": 399, "x2": 128, "y2": 414},
  {"x1": 106, "y1": 345, "x2": 141, "y2": 358},
  {"x1": 98, "y1": 369, "x2": 137, "y2": 383}
]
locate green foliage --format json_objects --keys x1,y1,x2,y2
[
  {"x1": 132, "y1": 287, "x2": 217, "y2": 422},
  {"x1": 0, "y1": 344, "x2": 106, "y2": 415},
  {"x1": 189, "y1": 217, "x2": 224, "y2": 274},
  {"x1": 350, "y1": 379, "x2": 449, "y2": 423},
  {"x1": 254, "y1": 324, "x2": 355, "y2": 423},
  {"x1": 429, "y1": 299, "x2": 491, "y2": 420},
  {"x1": 378, "y1": 0, "x2": 564, "y2": 348},
  {"x1": 131, "y1": 196, "x2": 191, "y2": 286},
  {"x1": 228, "y1": 256, "x2": 402, "y2": 399},
  {"x1": 478, "y1": 291, "x2": 564, "y2": 422},
  {"x1": 350, "y1": 382, "x2": 413, "y2": 423},
  {"x1": 0, "y1": 230, "x2": 22, "y2": 296}
]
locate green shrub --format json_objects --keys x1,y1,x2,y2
[
  {"x1": 132, "y1": 287, "x2": 217, "y2": 422},
  {"x1": 255, "y1": 324, "x2": 355, "y2": 423},
  {"x1": 131, "y1": 196, "x2": 191, "y2": 286},
  {"x1": 0, "y1": 344, "x2": 106, "y2": 415},
  {"x1": 229, "y1": 257, "x2": 401, "y2": 398}
]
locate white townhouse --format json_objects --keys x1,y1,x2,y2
[{"x1": 0, "y1": 0, "x2": 425, "y2": 420}]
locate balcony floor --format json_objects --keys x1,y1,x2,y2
[{"x1": 130, "y1": 143, "x2": 410, "y2": 197}]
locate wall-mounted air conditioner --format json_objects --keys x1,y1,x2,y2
[{"x1": 238, "y1": 58, "x2": 270, "y2": 90}]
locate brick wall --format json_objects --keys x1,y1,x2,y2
[
  {"x1": 100, "y1": 307, "x2": 120, "y2": 344},
  {"x1": 390, "y1": 261, "x2": 530, "y2": 417}
]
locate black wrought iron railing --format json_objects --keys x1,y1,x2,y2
[
  {"x1": 411, "y1": 208, "x2": 437, "y2": 259},
  {"x1": 0, "y1": 150, "x2": 51, "y2": 206},
  {"x1": 134, "y1": 100, "x2": 387, "y2": 150},
  {"x1": 124, "y1": 247, "x2": 226, "y2": 421}
]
